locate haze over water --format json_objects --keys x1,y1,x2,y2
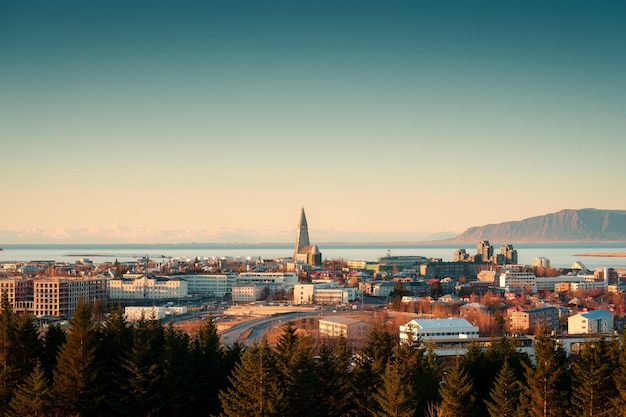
[{"x1": 2, "y1": 243, "x2": 626, "y2": 271}]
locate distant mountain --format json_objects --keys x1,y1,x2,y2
[{"x1": 446, "y1": 209, "x2": 626, "y2": 243}]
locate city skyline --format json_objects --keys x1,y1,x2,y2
[{"x1": 2, "y1": 1, "x2": 625, "y2": 244}]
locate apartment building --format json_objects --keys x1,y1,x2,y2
[{"x1": 509, "y1": 307, "x2": 560, "y2": 333}]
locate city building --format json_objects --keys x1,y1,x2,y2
[
  {"x1": 498, "y1": 267, "x2": 537, "y2": 292},
  {"x1": 318, "y1": 316, "x2": 372, "y2": 348},
  {"x1": 33, "y1": 276, "x2": 108, "y2": 319},
  {"x1": 169, "y1": 273, "x2": 237, "y2": 296},
  {"x1": 108, "y1": 274, "x2": 187, "y2": 302},
  {"x1": 509, "y1": 307, "x2": 560, "y2": 333},
  {"x1": 568, "y1": 310, "x2": 614, "y2": 334},
  {"x1": 399, "y1": 317, "x2": 479, "y2": 342}
]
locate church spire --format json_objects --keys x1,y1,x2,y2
[{"x1": 293, "y1": 207, "x2": 310, "y2": 261}]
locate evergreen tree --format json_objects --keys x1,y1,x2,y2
[
  {"x1": 351, "y1": 324, "x2": 393, "y2": 417},
  {"x1": 372, "y1": 362, "x2": 415, "y2": 417},
  {"x1": 99, "y1": 305, "x2": 134, "y2": 415},
  {"x1": 13, "y1": 313, "x2": 41, "y2": 382},
  {"x1": 313, "y1": 338, "x2": 353, "y2": 417},
  {"x1": 40, "y1": 324, "x2": 65, "y2": 383},
  {"x1": 279, "y1": 334, "x2": 319, "y2": 417},
  {"x1": 0, "y1": 292, "x2": 18, "y2": 414},
  {"x1": 484, "y1": 359, "x2": 521, "y2": 417},
  {"x1": 189, "y1": 316, "x2": 226, "y2": 415},
  {"x1": 519, "y1": 334, "x2": 570, "y2": 417},
  {"x1": 6, "y1": 361, "x2": 52, "y2": 417},
  {"x1": 219, "y1": 339, "x2": 286, "y2": 417},
  {"x1": 613, "y1": 331, "x2": 626, "y2": 417},
  {"x1": 162, "y1": 322, "x2": 192, "y2": 415},
  {"x1": 120, "y1": 315, "x2": 166, "y2": 417},
  {"x1": 438, "y1": 360, "x2": 475, "y2": 417},
  {"x1": 52, "y1": 298, "x2": 103, "y2": 417},
  {"x1": 569, "y1": 338, "x2": 617, "y2": 417}
]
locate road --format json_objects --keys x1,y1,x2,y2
[{"x1": 219, "y1": 311, "x2": 319, "y2": 346}]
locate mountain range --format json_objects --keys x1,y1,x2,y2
[{"x1": 444, "y1": 208, "x2": 626, "y2": 243}]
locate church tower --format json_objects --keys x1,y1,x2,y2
[{"x1": 293, "y1": 207, "x2": 310, "y2": 262}]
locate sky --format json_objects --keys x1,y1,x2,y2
[{"x1": 1, "y1": 1, "x2": 625, "y2": 244}]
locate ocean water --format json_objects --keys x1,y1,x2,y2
[{"x1": 2, "y1": 242, "x2": 626, "y2": 270}]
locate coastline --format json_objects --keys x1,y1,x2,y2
[{"x1": 573, "y1": 252, "x2": 626, "y2": 257}]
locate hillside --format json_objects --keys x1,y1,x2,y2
[{"x1": 447, "y1": 208, "x2": 626, "y2": 243}]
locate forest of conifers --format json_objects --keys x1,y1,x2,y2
[{"x1": 2, "y1": 295, "x2": 626, "y2": 417}]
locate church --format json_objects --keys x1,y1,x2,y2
[{"x1": 292, "y1": 208, "x2": 322, "y2": 266}]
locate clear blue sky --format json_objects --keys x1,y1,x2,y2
[{"x1": 1, "y1": 1, "x2": 625, "y2": 243}]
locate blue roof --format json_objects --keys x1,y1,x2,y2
[{"x1": 580, "y1": 310, "x2": 612, "y2": 319}]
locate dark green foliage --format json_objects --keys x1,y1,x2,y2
[
  {"x1": 351, "y1": 324, "x2": 394, "y2": 417},
  {"x1": 52, "y1": 297, "x2": 103, "y2": 417},
  {"x1": 569, "y1": 338, "x2": 617, "y2": 417},
  {"x1": 519, "y1": 334, "x2": 570, "y2": 417},
  {"x1": 6, "y1": 361, "x2": 52, "y2": 417},
  {"x1": 218, "y1": 339, "x2": 286, "y2": 417},
  {"x1": 484, "y1": 360, "x2": 521, "y2": 417},
  {"x1": 0, "y1": 293, "x2": 19, "y2": 414},
  {"x1": 438, "y1": 360, "x2": 475, "y2": 417},
  {"x1": 189, "y1": 316, "x2": 227, "y2": 415},
  {"x1": 372, "y1": 362, "x2": 415, "y2": 417},
  {"x1": 40, "y1": 324, "x2": 65, "y2": 382},
  {"x1": 312, "y1": 338, "x2": 353, "y2": 417},
  {"x1": 119, "y1": 315, "x2": 166, "y2": 417}
]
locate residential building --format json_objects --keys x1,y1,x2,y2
[
  {"x1": 399, "y1": 317, "x2": 479, "y2": 342},
  {"x1": 318, "y1": 316, "x2": 372, "y2": 348},
  {"x1": 568, "y1": 310, "x2": 614, "y2": 334},
  {"x1": 509, "y1": 307, "x2": 560, "y2": 333},
  {"x1": 169, "y1": 273, "x2": 237, "y2": 296},
  {"x1": 231, "y1": 283, "x2": 264, "y2": 302},
  {"x1": 33, "y1": 276, "x2": 108, "y2": 319},
  {"x1": 498, "y1": 267, "x2": 537, "y2": 292}
]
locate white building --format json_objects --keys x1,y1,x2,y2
[
  {"x1": 109, "y1": 274, "x2": 187, "y2": 301},
  {"x1": 169, "y1": 273, "x2": 237, "y2": 296},
  {"x1": 399, "y1": 317, "x2": 479, "y2": 343},
  {"x1": 125, "y1": 306, "x2": 167, "y2": 321},
  {"x1": 568, "y1": 310, "x2": 614, "y2": 335},
  {"x1": 293, "y1": 282, "x2": 358, "y2": 305},
  {"x1": 498, "y1": 267, "x2": 537, "y2": 293},
  {"x1": 237, "y1": 272, "x2": 297, "y2": 285},
  {"x1": 231, "y1": 283, "x2": 264, "y2": 303},
  {"x1": 318, "y1": 316, "x2": 372, "y2": 342}
]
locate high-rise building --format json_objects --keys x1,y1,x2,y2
[{"x1": 476, "y1": 240, "x2": 493, "y2": 263}]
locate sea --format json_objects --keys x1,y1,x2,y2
[{"x1": 2, "y1": 242, "x2": 626, "y2": 270}]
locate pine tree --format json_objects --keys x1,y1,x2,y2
[
  {"x1": 569, "y1": 338, "x2": 617, "y2": 417},
  {"x1": 189, "y1": 316, "x2": 226, "y2": 415},
  {"x1": 351, "y1": 324, "x2": 393, "y2": 417},
  {"x1": 99, "y1": 306, "x2": 133, "y2": 416},
  {"x1": 613, "y1": 331, "x2": 626, "y2": 417},
  {"x1": 120, "y1": 315, "x2": 166, "y2": 417},
  {"x1": 313, "y1": 338, "x2": 353, "y2": 417},
  {"x1": 279, "y1": 334, "x2": 319, "y2": 417},
  {"x1": 484, "y1": 359, "x2": 521, "y2": 417},
  {"x1": 438, "y1": 360, "x2": 475, "y2": 417},
  {"x1": 40, "y1": 324, "x2": 65, "y2": 383},
  {"x1": 52, "y1": 298, "x2": 103, "y2": 417},
  {"x1": 519, "y1": 334, "x2": 570, "y2": 417},
  {"x1": 6, "y1": 361, "x2": 52, "y2": 417},
  {"x1": 162, "y1": 322, "x2": 192, "y2": 415},
  {"x1": 0, "y1": 292, "x2": 18, "y2": 414},
  {"x1": 219, "y1": 339, "x2": 286, "y2": 417},
  {"x1": 372, "y1": 362, "x2": 415, "y2": 417}
]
